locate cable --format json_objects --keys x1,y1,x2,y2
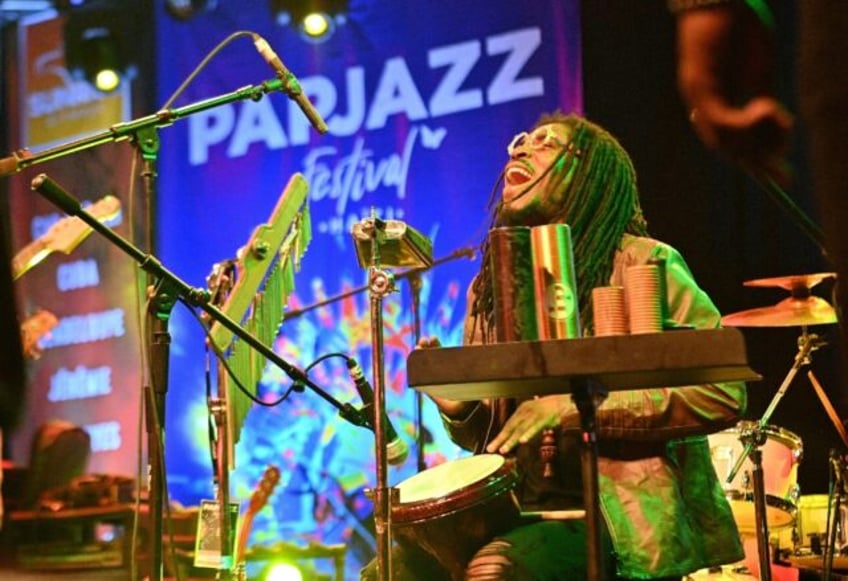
[{"x1": 160, "y1": 30, "x2": 257, "y2": 110}]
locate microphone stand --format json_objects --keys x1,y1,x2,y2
[
  {"x1": 3, "y1": 74, "x2": 327, "y2": 580},
  {"x1": 136, "y1": 124, "x2": 166, "y2": 581},
  {"x1": 0, "y1": 76, "x2": 310, "y2": 177},
  {"x1": 30, "y1": 173, "x2": 375, "y2": 580},
  {"x1": 747, "y1": 171, "x2": 827, "y2": 257}
]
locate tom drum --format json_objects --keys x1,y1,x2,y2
[{"x1": 709, "y1": 421, "x2": 803, "y2": 534}]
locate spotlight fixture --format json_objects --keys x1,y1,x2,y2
[
  {"x1": 271, "y1": 0, "x2": 348, "y2": 42},
  {"x1": 63, "y1": 6, "x2": 127, "y2": 92},
  {"x1": 164, "y1": 0, "x2": 216, "y2": 21},
  {"x1": 80, "y1": 28, "x2": 121, "y2": 91},
  {"x1": 261, "y1": 561, "x2": 304, "y2": 581}
]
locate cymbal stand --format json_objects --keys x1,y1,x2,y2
[{"x1": 727, "y1": 329, "x2": 824, "y2": 581}]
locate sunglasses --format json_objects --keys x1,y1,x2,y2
[{"x1": 507, "y1": 125, "x2": 571, "y2": 157}]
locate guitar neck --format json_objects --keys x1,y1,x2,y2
[
  {"x1": 233, "y1": 465, "x2": 279, "y2": 574},
  {"x1": 234, "y1": 512, "x2": 255, "y2": 566},
  {"x1": 12, "y1": 238, "x2": 48, "y2": 280}
]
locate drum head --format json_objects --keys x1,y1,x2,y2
[
  {"x1": 396, "y1": 454, "x2": 504, "y2": 504},
  {"x1": 393, "y1": 454, "x2": 517, "y2": 525}
]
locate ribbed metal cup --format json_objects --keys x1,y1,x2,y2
[
  {"x1": 488, "y1": 226, "x2": 538, "y2": 342},
  {"x1": 530, "y1": 224, "x2": 581, "y2": 339}
]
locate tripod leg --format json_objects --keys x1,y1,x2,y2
[{"x1": 751, "y1": 448, "x2": 773, "y2": 581}]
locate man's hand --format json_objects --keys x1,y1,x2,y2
[
  {"x1": 675, "y1": 5, "x2": 794, "y2": 185},
  {"x1": 416, "y1": 336, "x2": 478, "y2": 418},
  {"x1": 486, "y1": 395, "x2": 570, "y2": 454}
]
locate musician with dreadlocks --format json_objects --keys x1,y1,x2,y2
[{"x1": 424, "y1": 112, "x2": 747, "y2": 580}]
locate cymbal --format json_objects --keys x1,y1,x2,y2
[
  {"x1": 743, "y1": 272, "x2": 836, "y2": 291},
  {"x1": 721, "y1": 296, "x2": 838, "y2": 327}
]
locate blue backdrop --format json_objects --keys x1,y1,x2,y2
[{"x1": 155, "y1": 0, "x2": 582, "y2": 574}]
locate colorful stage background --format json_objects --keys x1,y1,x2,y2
[
  {"x1": 7, "y1": 10, "x2": 146, "y2": 480},
  {"x1": 154, "y1": 0, "x2": 582, "y2": 575}
]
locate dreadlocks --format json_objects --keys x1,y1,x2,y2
[{"x1": 470, "y1": 113, "x2": 649, "y2": 342}]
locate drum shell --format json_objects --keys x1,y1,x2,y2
[
  {"x1": 391, "y1": 455, "x2": 521, "y2": 580},
  {"x1": 708, "y1": 421, "x2": 803, "y2": 533}
]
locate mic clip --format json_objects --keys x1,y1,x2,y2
[{"x1": 338, "y1": 402, "x2": 372, "y2": 431}]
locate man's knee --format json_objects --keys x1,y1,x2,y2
[{"x1": 465, "y1": 539, "x2": 515, "y2": 580}]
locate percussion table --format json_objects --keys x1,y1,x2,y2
[{"x1": 407, "y1": 328, "x2": 760, "y2": 581}]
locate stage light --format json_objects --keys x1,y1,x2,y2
[
  {"x1": 63, "y1": 7, "x2": 128, "y2": 93},
  {"x1": 272, "y1": 0, "x2": 348, "y2": 42},
  {"x1": 82, "y1": 29, "x2": 121, "y2": 92},
  {"x1": 165, "y1": 0, "x2": 215, "y2": 21},
  {"x1": 302, "y1": 12, "x2": 331, "y2": 38},
  {"x1": 261, "y1": 561, "x2": 304, "y2": 581}
]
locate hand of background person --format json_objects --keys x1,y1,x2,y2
[
  {"x1": 486, "y1": 395, "x2": 570, "y2": 454},
  {"x1": 416, "y1": 336, "x2": 478, "y2": 419},
  {"x1": 674, "y1": 4, "x2": 794, "y2": 186}
]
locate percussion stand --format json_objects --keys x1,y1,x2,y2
[
  {"x1": 364, "y1": 237, "x2": 398, "y2": 581},
  {"x1": 352, "y1": 215, "x2": 434, "y2": 581},
  {"x1": 406, "y1": 269, "x2": 427, "y2": 473},
  {"x1": 727, "y1": 328, "x2": 824, "y2": 581}
]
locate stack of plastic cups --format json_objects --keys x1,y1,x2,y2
[
  {"x1": 624, "y1": 264, "x2": 663, "y2": 334},
  {"x1": 591, "y1": 286, "x2": 628, "y2": 336}
]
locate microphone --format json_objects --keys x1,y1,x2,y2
[
  {"x1": 252, "y1": 34, "x2": 328, "y2": 134},
  {"x1": 347, "y1": 358, "x2": 409, "y2": 466}
]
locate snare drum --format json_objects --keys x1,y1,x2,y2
[
  {"x1": 392, "y1": 454, "x2": 521, "y2": 579},
  {"x1": 709, "y1": 421, "x2": 803, "y2": 533}
]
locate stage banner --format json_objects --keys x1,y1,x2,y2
[
  {"x1": 156, "y1": 0, "x2": 581, "y2": 573},
  {"x1": 8, "y1": 11, "x2": 143, "y2": 480}
]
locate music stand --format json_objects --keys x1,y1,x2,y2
[{"x1": 407, "y1": 328, "x2": 759, "y2": 581}]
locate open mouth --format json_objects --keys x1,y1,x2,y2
[{"x1": 505, "y1": 163, "x2": 533, "y2": 186}]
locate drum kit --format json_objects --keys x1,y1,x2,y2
[{"x1": 710, "y1": 271, "x2": 848, "y2": 579}]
